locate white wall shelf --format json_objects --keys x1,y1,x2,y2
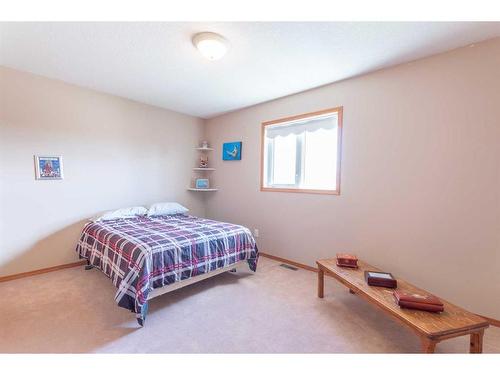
[{"x1": 193, "y1": 143, "x2": 216, "y2": 192}]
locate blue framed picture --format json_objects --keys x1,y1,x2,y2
[
  {"x1": 34, "y1": 155, "x2": 63, "y2": 180},
  {"x1": 222, "y1": 141, "x2": 242, "y2": 160},
  {"x1": 195, "y1": 178, "x2": 209, "y2": 189}
]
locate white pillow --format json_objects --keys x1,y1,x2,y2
[
  {"x1": 91, "y1": 206, "x2": 148, "y2": 221},
  {"x1": 147, "y1": 202, "x2": 189, "y2": 217}
]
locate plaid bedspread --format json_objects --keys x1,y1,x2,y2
[{"x1": 75, "y1": 214, "x2": 259, "y2": 325}]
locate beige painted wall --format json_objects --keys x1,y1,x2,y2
[
  {"x1": 0, "y1": 66, "x2": 205, "y2": 276},
  {"x1": 205, "y1": 38, "x2": 500, "y2": 318}
]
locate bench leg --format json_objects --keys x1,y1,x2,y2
[
  {"x1": 420, "y1": 337, "x2": 437, "y2": 353},
  {"x1": 317, "y1": 269, "x2": 324, "y2": 298},
  {"x1": 470, "y1": 330, "x2": 484, "y2": 353}
]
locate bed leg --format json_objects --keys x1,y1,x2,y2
[
  {"x1": 84, "y1": 259, "x2": 94, "y2": 270},
  {"x1": 136, "y1": 302, "x2": 148, "y2": 327}
]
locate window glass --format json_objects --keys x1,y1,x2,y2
[{"x1": 262, "y1": 108, "x2": 342, "y2": 194}]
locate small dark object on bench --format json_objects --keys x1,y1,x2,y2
[{"x1": 364, "y1": 270, "x2": 397, "y2": 288}]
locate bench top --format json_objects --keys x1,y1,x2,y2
[{"x1": 317, "y1": 258, "x2": 488, "y2": 339}]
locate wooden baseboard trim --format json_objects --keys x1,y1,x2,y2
[
  {"x1": 479, "y1": 315, "x2": 500, "y2": 328},
  {"x1": 259, "y1": 251, "x2": 500, "y2": 328},
  {"x1": 259, "y1": 252, "x2": 318, "y2": 273},
  {"x1": 0, "y1": 260, "x2": 87, "y2": 283}
]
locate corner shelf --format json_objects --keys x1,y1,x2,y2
[{"x1": 192, "y1": 143, "x2": 217, "y2": 193}]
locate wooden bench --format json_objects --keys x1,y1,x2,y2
[{"x1": 316, "y1": 258, "x2": 489, "y2": 353}]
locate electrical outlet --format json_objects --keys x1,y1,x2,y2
[{"x1": 253, "y1": 229, "x2": 259, "y2": 238}]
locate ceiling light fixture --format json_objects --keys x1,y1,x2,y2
[{"x1": 192, "y1": 32, "x2": 229, "y2": 61}]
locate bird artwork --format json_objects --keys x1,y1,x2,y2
[
  {"x1": 222, "y1": 142, "x2": 242, "y2": 160},
  {"x1": 226, "y1": 146, "x2": 238, "y2": 158}
]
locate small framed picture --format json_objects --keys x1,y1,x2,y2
[
  {"x1": 364, "y1": 270, "x2": 397, "y2": 288},
  {"x1": 34, "y1": 155, "x2": 63, "y2": 180},
  {"x1": 195, "y1": 178, "x2": 209, "y2": 189},
  {"x1": 366, "y1": 271, "x2": 394, "y2": 280},
  {"x1": 222, "y1": 141, "x2": 242, "y2": 160}
]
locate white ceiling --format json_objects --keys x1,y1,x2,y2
[{"x1": 1, "y1": 22, "x2": 499, "y2": 119}]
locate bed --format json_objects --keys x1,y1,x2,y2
[{"x1": 75, "y1": 214, "x2": 259, "y2": 326}]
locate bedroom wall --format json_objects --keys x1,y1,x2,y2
[
  {"x1": 205, "y1": 37, "x2": 500, "y2": 318},
  {"x1": 0, "y1": 66, "x2": 205, "y2": 277}
]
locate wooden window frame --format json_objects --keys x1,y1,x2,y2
[{"x1": 260, "y1": 106, "x2": 343, "y2": 195}]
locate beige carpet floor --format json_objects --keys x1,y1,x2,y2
[{"x1": 1, "y1": 256, "x2": 498, "y2": 353}]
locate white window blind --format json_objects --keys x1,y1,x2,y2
[{"x1": 262, "y1": 108, "x2": 342, "y2": 194}]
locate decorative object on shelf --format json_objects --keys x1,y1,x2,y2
[
  {"x1": 195, "y1": 178, "x2": 210, "y2": 189},
  {"x1": 201, "y1": 140, "x2": 209, "y2": 149},
  {"x1": 199, "y1": 155, "x2": 208, "y2": 168},
  {"x1": 394, "y1": 290, "x2": 444, "y2": 313},
  {"x1": 336, "y1": 253, "x2": 358, "y2": 268},
  {"x1": 364, "y1": 271, "x2": 397, "y2": 288},
  {"x1": 222, "y1": 141, "x2": 242, "y2": 160},
  {"x1": 34, "y1": 155, "x2": 63, "y2": 180}
]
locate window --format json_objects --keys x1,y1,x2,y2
[{"x1": 261, "y1": 107, "x2": 342, "y2": 195}]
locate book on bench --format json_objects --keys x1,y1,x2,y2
[{"x1": 394, "y1": 290, "x2": 444, "y2": 313}]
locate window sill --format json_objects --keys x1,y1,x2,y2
[{"x1": 260, "y1": 187, "x2": 340, "y2": 195}]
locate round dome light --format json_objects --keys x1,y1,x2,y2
[{"x1": 192, "y1": 32, "x2": 229, "y2": 61}]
